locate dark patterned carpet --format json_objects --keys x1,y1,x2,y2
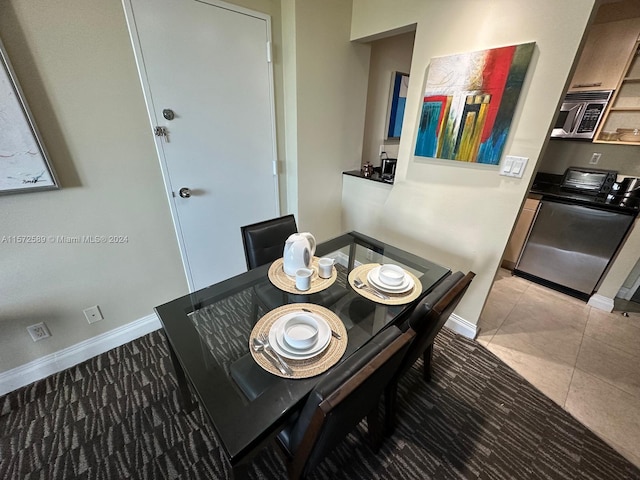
[{"x1": 1, "y1": 326, "x2": 639, "y2": 479}]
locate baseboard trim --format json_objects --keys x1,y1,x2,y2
[
  {"x1": 588, "y1": 294, "x2": 614, "y2": 313},
  {"x1": 617, "y1": 286, "x2": 632, "y2": 301},
  {"x1": 445, "y1": 313, "x2": 478, "y2": 339},
  {"x1": 0, "y1": 313, "x2": 161, "y2": 397}
]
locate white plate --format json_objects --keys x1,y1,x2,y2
[
  {"x1": 268, "y1": 312, "x2": 331, "y2": 359},
  {"x1": 367, "y1": 266, "x2": 414, "y2": 293}
]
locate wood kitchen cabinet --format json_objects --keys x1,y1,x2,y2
[
  {"x1": 502, "y1": 196, "x2": 541, "y2": 271},
  {"x1": 568, "y1": 18, "x2": 640, "y2": 92},
  {"x1": 596, "y1": 40, "x2": 640, "y2": 142}
]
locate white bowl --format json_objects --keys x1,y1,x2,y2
[
  {"x1": 283, "y1": 314, "x2": 318, "y2": 350},
  {"x1": 378, "y1": 264, "x2": 405, "y2": 286}
]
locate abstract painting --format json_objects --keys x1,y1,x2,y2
[
  {"x1": 415, "y1": 42, "x2": 534, "y2": 165},
  {"x1": 386, "y1": 71, "x2": 409, "y2": 139},
  {"x1": 0, "y1": 38, "x2": 57, "y2": 195}
]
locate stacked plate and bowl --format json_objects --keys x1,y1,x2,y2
[
  {"x1": 366, "y1": 264, "x2": 414, "y2": 294},
  {"x1": 268, "y1": 312, "x2": 332, "y2": 360}
]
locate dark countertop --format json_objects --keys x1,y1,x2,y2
[
  {"x1": 531, "y1": 172, "x2": 640, "y2": 215},
  {"x1": 343, "y1": 169, "x2": 394, "y2": 185}
]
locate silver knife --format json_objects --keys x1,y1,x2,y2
[{"x1": 302, "y1": 308, "x2": 342, "y2": 340}]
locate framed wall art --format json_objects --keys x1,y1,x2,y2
[
  {"x1": 0, "y1": 38, "x2": 58, "y2": 195},
  {"x1": 386, "y1": 71, "x2": 409, "y2": 139},
  {"x1": 414, "y1": 42, "x2": 535, "y2": 165}
]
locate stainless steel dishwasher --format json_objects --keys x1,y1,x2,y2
[{"x1": 514, "y1": 199, "x2": 634, "y2": 298}]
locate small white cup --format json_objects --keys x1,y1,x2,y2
[
  {"x1": 318, "y1": 257, "x2": 335, "y2": 279},
  {"x1": 295, "y1": 268, "x2": 313, "y2": 291}
]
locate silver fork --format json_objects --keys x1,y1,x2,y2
[
  {"x1": 259, "y1": 333, "x2": 293, "y2": 375},
  {"x1": 353, "y1": 277, "x2": 390, "y2": 300}
]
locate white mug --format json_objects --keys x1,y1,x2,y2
[
  {"x1": 318, "y1": 257, "x2": 334, "y2": 279},
  {"x1": 295, "y1": 268, "x2": 313, "y2": 291}
]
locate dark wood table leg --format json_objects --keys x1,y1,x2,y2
[{"x1": 167, "y1": 339, "x2": 195, "y2": 412}]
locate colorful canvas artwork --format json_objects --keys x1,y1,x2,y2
[
  {"x1": 387, "y1": 71, "x2": 409, "y2": 139},
  {"x1": 414, "y1": 42, "x2": 535, "y2": 165}
]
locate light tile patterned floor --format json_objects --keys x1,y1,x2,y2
[{"x1": 478, "y1": 269, "x2": 640, "y2": 469}]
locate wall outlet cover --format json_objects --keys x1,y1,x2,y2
[
  {"x1": 27, "y1": 322, "x2": 51, "y2": 342},
  {"x1": 84, "y1": 305, "x2": 103, "y2": 324}
]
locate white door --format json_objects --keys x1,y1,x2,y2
[{"x1": 123, "y1": 0, "x2": 279, "y2": 291}]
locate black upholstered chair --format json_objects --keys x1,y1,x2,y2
[
  {"x1": 384, "y1": 271, "x2": 475, "y2": 433},
  {"x1": 276, "y1": 326, "x2": 414, "y2": 480},
  {"x1": 241, "y1": 214, "x2": 297, "y2": 270}
]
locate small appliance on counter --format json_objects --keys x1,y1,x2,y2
[
  {"x1": 380, "y1": 156, "x2": 397, "y2": 182},
  {"x1": 560, "y1": 166, "x2": 617, "y2": 195}
]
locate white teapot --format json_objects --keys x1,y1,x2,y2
[{"x1": 283, "y1": 232, "x2": 316, "y2": 276}]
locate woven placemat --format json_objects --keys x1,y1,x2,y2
[
  {"x1": 249, "y1": 303, "x2": 348, "y2": 379},
  {"x1": 348, "y1": 263, "x2": 422, "y2": 305},
  {"x1": 268, "y1": 257, "x2": 337, "y2": 294}
]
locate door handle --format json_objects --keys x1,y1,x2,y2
[{"x1": 179, "y1": 187, "x2": 191, "y2": 198}]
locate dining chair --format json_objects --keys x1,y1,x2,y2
[
  {"x1": 241, "y1": 214, "x2": 298, "y2": 270},
  {"x1": 384, "y1": 270, "x2": 475, "y2": 434},
  {"x1": 275, "y1": 326, "x2": 414, "y2": 480}
]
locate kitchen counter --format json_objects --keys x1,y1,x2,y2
[
  {"x1": 515, "y1": 171, "x2": 639, "y2": 300},
  {"x1": 531, "y1": 172, "x2": 640, "y2": 215},
  {"x1": 343, "y1": 169, "x2": 394, "y2": 185}
]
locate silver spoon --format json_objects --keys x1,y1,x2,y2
[
  {"x1": 256, "y1": 335, "x2": 293, "y2": 375},
  {"x1": 353, "y1": 277, "x2": 390, "y2": 300},
  {"x1": 252, "y1": 337, "x2": 290, "y2": 375}
]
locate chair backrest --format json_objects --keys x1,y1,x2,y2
[
  {"x1": 398, "y1": 271, "x2": 475, "y2": 377},
  {"x1": 240, "y1": 214, "x2": 297, "y2": 270},
  {"x1": 285, "y1": 326, "x2": 413, "y2": 478}
]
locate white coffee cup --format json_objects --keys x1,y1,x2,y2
[
  {"x1": 318, "y1": 257, "x2": 334, "y2": 279},
  {"x1": 295, "y1": 268, "x2": 313, "y2": 291}
]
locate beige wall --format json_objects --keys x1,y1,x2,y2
[
  {"x1": 0, "y1": 0, "x2": 286, "y2": 375},
  {"x1": 282, "y1": 0, "x2": 371, "y2": 241},
  {"x1": 361, "y1": 31, "x2": 415, "y2": 166},
  {"x1": 345, "y1": 0, "x2": 597, "y2": 328},
  {"x1": 0, "y1": 0, "x2": 187, "y2": 372}
]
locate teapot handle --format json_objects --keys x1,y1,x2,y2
[{"x1": 302, "y1": 232, "x2": 316, "y2": 256}]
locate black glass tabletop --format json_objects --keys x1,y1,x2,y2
[{"x1": 154, "y1": 231, "x2": 450, "y2": 467}]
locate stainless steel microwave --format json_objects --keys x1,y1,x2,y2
[{"x1": 551, "y1": 90, "x2": 613, "y2": 139}]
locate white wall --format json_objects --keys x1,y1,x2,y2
[{"x1": 346, "y1": 0, "x2": 597, "y2": 330}]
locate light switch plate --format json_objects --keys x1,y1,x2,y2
[{"x1": 500, "y1": 155, "x2": 528, "y2": 178}]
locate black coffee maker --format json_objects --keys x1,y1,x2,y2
[{"x1": 380, "y1": 153, "x2": 397, "y2": 181}]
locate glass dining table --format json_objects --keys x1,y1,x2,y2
[{"x1": 154, "y1": 231, "x2": 450, "y2": 476}]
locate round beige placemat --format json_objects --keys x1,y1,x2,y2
[
  {"x1": 268, "y1": 257, "x2": 337, "y2": 294},
  {"x1": 348, "y1": 263, "x2": 422, "y2": 305},
  {"x1": 249, "y1": 303, "x2": 348, "y2": 378}
]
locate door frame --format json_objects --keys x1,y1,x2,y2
[{"x1": 121, "y1": 0, "x2": 280, "y2": 291}]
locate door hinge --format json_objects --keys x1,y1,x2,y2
[
  {"x1": 266, "y1": 41, "x2": 272, "y2": 63},
  {"x1": 272, "y1": 160, "x2": 278, "y2": 176}
]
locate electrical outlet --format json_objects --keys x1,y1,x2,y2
[
  {"x1": 84, "y1": 305, "x2": 103, "y2": 324},
  {"x1": 27, "y1": 322, "x2": 51, "y2": 342},
  {"x1": 590, "y1": 153, "x2": 602, "y2": 165}
]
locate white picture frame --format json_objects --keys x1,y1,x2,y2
[{"x1": 0, "y1": 37, "x2": 58, "y2": 195}]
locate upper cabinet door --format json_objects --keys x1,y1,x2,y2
[{"x1": 569, "y1": 18, "x2": 640, "y2": 92}]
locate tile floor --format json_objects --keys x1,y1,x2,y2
[{"x1": 477, "y1": 269, "x2": 640, "y2": 469}]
